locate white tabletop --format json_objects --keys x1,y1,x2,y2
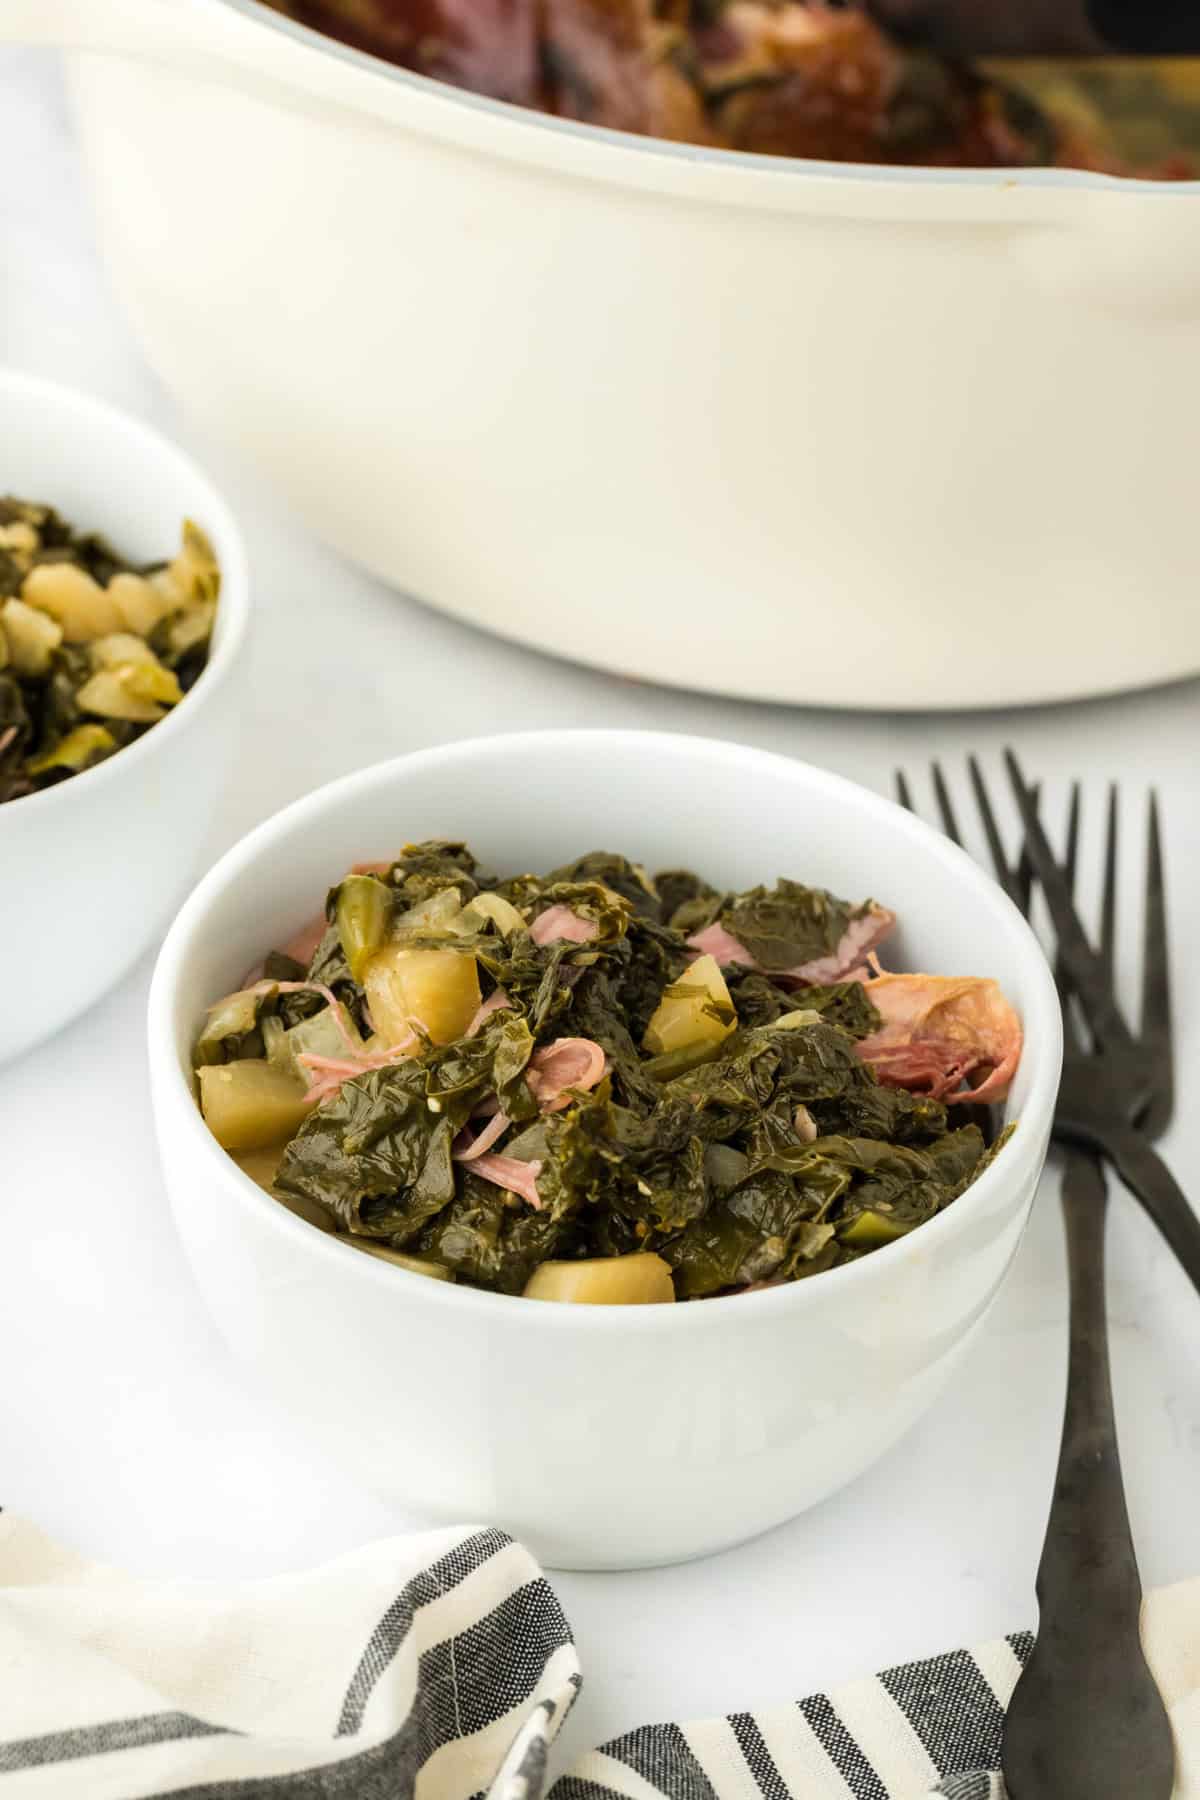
[{"x1": 4, "y1": 45, "x2": 1200, "y2": 1770}]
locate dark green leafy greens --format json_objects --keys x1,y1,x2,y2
[
  {"x1": 723, "y1": 880, "x2": 874, "y2": 973},
  {"x1": 195, "y1": 841, "x2": 1015, "y2": 1301}
]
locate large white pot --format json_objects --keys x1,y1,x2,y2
[{"x1": 9, "y1": 0, "x2": 1200, "y2": 707}]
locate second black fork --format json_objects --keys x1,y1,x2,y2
[
  {"x1": 898, "y1": 764, "x2": 1176, "y2": 1798},
  {"x1": 1003, "y1": 789, "x2": 1171, "y2": 1800}
]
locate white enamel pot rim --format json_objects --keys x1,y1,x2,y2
[
  {"x1": 0, "y1": 368, "x2": 250, "y2": 822},
  {"x1": 10, "y1": 0, "x2": 1200, "y2": 218},
  {"x1": 148, "y1": 727, "x2": 1063, "y2": 1330}
]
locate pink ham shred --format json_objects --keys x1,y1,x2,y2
[
  {"x1": 856, "y1": 971, "x2": 1023, "y2": 1104},
  {"x1": 451, "y1": 1035, "x2": 606, "y2": 1202},
  {"x1": 685, "y1": 921, "x2": 756, "y2": 969},
  {"x1": 0, "y1": 725, "x2": 17, "y2": 758},
  {"x1": 250, "y1": 980, "x2": 416, "y2": 1104},
  {"x1": 526, "y1": 1037, "x2": 607, "y2": 1112},
  {"x1": 298, "y1": 1038, "x2": 417, "y2": 1105},
  {"x1": 686, "y1": 904, "x2": 895, "y2": 985},
  {"x1": 452, "y1": 1112, "x2": 513, "y2": 1162},
  {"x1": 789, "y1": 908, "x2": 897, "y2": 985},
  {"x1": 530, "y1": 905, "x2": 599, "y2": 947},
  {"x1": 465, "y1": 1153, "x2": 544, "y2": 1209},
  {"x1": 465, "y1": 988, "x2": 513, "y2": 1037}
]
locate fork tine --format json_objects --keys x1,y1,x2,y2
[
  {"x1": 1013, "y1": 782, "x2": 1041, "y2": 919},
  {"x1": 1140, "y1": 790, "x2": 1174, "y2": 1135},
  {"x1": 895, "y1": 769, "x2": 915, "y2": 813},
  {"x1": 1101, "y1": 783, "x2": 1118, "y2": 984},
  {"x1": 966, "y1": 755, "x2": 1016, "y2": 900},
  {"x1": 931, "y1": 763, "x2": 963, "y2": 846},
  {"x1": 1057, "y1": 785, "x2": 1083, "y2": 1052},
  {"x1": 1063, "y1": 780, "x2": 1081, "y2": 889},
  {"x1": 1003, "y1": 749, "x2": 1136, "y2": 1055}
]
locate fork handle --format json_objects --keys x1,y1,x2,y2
[
  {"x1": 1002, "y1": 1153, "x2": 1172, "y2": 1799},
  {"x1": 1099, "y1": 1128, "x2": 1200, "y2": 1298},
  {"x1": 1034, "y1": 1154, "x2": 1141, "y2": 1619}
]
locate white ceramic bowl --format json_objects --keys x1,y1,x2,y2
[
  {"x1": 0, "y1": 370, "x2": 249, "y2": 1061},
  {"x1": 149, "y1": 730, "x2": 1061, "y2": 1569}
]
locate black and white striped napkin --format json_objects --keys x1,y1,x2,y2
[
  {"x1": 0, "y1": 1516, "x2": 578, "y2": 1797},
  {"x1": 0, "y1": 1514, "x2": 1193, "y2": 1798}
]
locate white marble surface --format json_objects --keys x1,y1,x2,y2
[{"x1": 4, "y1": 44, "x2": 1200, "y2": 1771}]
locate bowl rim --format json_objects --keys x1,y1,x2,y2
[
  {"x1": 150, "y1": 729, "x2": 1062, "y2": 1331},
  {"x1": 222, "y1": 0, "x2": 1200, "y2": 195},
  {"x1": 0, "y1": 366, "x2": 250, "y2": 822}
]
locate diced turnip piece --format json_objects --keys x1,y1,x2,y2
[
  {"x1": 364, "y1": 944, "x2": 481, "y2": 1047},
  {"x1": 1, "y1": 597, "x2": 62, "y2": 676},
  {"x1": 22, "y1": 562, "x2": 123, "y2": 641},
  {"x1": 76, "y1": 659, "x2": 182, "y2": 723},
  {"x1": 198, "y1": 1059, "x2": 311, "y2": 1151},
  {"x1": 643, "y1": 953, "x2": 736, "y2": 1057},
  {"x1": 523, "y1": 1253, "x2": 676, "y2": 1305},
  {"x1": 89, "y1": 632, "x2": 160, "y2": 670},
  {"x1": 109, "y1": 572, "x2": 168, "y2": 636}
]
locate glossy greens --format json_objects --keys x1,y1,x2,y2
[{"x1": 194, "y1": 841, "x2": 1022, "y2": 1303}]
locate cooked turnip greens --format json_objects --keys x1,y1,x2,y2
[
  {"x1": 0, "y1": 498, "x2": 218, "y2": 803},
  {"x1": 194, "y1": 843, "x2": 1022, "y2": 1303}
]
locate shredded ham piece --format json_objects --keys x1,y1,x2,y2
[
  {"x1": 351, "y1": 860, "x2": 392, "y2": 875},
  {"x1": 219, "y1": 979, "x2": 416, "y2": 1104},
  {"x1": 466, "y1": 1153, "x2": 544, "y2": 1209},
  {"x1": 465, "y1": 988, "x2": 513, "y2": 1037},
  {"x1": 686, "y1": 905, "x2": 895, "y2": 986},
  {"x1": 530, "y1": 905, "x2": 599, "y2": 947},
  {"x1": 684, "y1": 921, "x2": 757, "y2": 969},
  {"x1": 788, "y1": 908, "x2": 897, "y2": 984},
  {"x1": 297, "y1": 1037, "x2": 416, "y2": 1105},
  {"x1": 452, "y1": 1111, "x2": 513, "y2": 1162},
  {"x1": 0, "y1": 725, "x2": 17, "y2": 758},
  {"x1": 526, "y1": 1037, "x2": 607, "y2": 1112},
  {"x1": 856, "y1": 969, "x2": 1023, "y2": 1104},
  {"x1": 450, "y1": 1035, "x2": 606, "y2": 1196}
]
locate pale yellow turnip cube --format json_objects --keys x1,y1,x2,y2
[
  {"x1": 22, "y1": 563, "x2": 124, "y2": 642},
  {"x1": 364, "y1": 944, "x2": 481, "y2": 1048},
  {"x1": 198, "y1": 1059, "x2": 312, "y2": 1151},
  {"x1": 642, "y1": 953, "x2": 736, "y2": 1057},
  {"x1": 523, "y1": 1254, "x2": 676, "y2": 1305}
]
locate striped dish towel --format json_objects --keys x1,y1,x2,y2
[
  {"x1": 556, "y1": 1578, "x2": 1200, "y2": 1800},
  {"x1": 2, "y1": 1515, "x2": 1195, "y2": 1799},
  {"x1": 0, "y1": 1514, "x2": 579, "y2": 1797}
]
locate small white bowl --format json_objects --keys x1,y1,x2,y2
[
  {"x1": 148, "y1": 731, "x2": 1061, "y2": 1570},
  {"x1": 0, "y1": 370, "x2": 249, "y2": 1061}
]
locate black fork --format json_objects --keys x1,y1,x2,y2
[
  {"x1": 899, "y1": 758, "x2": 1194, "y2": 1282},
  {"x1": 897, "y1": 762, "x2": 1176, "y2": 1800},
  {"x1": 997, "y1": 753, "x2": 1196, "y2": 1291},
  {"x1": 1004, "y1": 789, "x2": 1170, "y2": 1800}
]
